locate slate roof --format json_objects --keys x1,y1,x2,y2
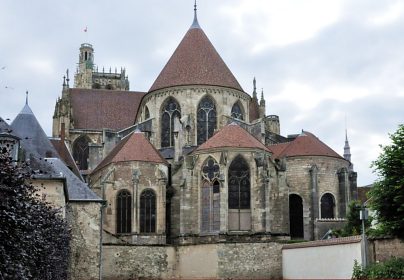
[
  {"x1": 11, "y1": 104, "x2": 59, "y2": 158},
  {"x1": 268, "y1": 131, "x2": 343, "y2": 159},
  {"x1": 11, "y1": 103, "x2": 101, "y2": 202},
  {"x1": 69, "y1": 88, "x2": 145, "y2": 130},
  {"x1": 0, "y1": 117, "x2": 19, "y2": 139},
  {"x1": 195, "y1": 123, "x2": 270, "y2": 152},
  {"x1": 93, "y1": 131, "x2": 167, "y2": 174},
  {"x1": 149, "y1": 21, "x2": 243, "y2": 92},
  {"x1": 50, "y1": 138, "x2": 82, "y2": 179}
]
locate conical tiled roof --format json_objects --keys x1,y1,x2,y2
[
  {"x1": 0, "y1": 117, "x2": 19, "y2": 139},
  {"x1": 196, "y1": 123, "x2": 270, "y2": 152},
  {"x1": 149, "y1": 21, "x2": 243, "y2": 92},
  {"x1": 268, "y1": 131, "x2": 343, "y2": 159},
  {"x1": 11, "y1": 103, "x2": 59, "y2": 158},
  {"x1": 93, "y1": 131, "x2": 167, "y2": 173}
]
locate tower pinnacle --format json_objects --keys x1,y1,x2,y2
[
  {"x1": 190, "y1": 0, "x2": 200, "y2": 29},
  {"x1": 344, "y1": 129, "x2": 353, "y2": 171},
  {"x1": 253, "y1": 77, "x2": 257, "y2": 99}
]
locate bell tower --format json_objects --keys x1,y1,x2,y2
[{"x1": 74, "y1": 43, "x2": 94, "y2": 88}]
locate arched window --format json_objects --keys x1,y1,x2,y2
[
  {"x1": 117, "y1": 190, "x2": 132, "y2": 234},
  {"x1": 231, "y1": 101, "x2": 244, "y2": 120},
  {"x1": 73, "y1": 135, "x2": 90, "y2": 170},
  {"x1": 144, "y1": 106, "x2": 150, "y2": 120},
  {"x1": 161, "y1": 97, "x2": 181, "y2": 148},
  {"x1": 289, "y1": 194, "x2": 304, "y2": 239},
  {"x1": 197, "y1": 96, "x2": 216, "y2": 145},
  {"x1": 321, "y1": 193, "x2": 335, "y2": 219},
  {"x1": 201, "y1": 158, "x2": 221, "y2": 233},
  {"x1": 228, "y1": 155, "x2": 251, "y2": 231},
  {"x1": 140, "y1": 189, "x2": 156, "y2": 233}
]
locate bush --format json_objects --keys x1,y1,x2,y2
[
  {"x1": 352, "y1": 257, "x2": 404, "y2": 279},
  {"x1": 0, "y1": 150, "x2": 70, "y2": 279}
]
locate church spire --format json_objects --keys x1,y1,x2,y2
[
  {"x1": 190, "y1": 0, "x2": 200, "y2": 29},
  {"x1": 252, "y1": 77, "x2": 257, "y2": 100},
  {"x1": 344, "y1": 129, "x2": 353, "y2": 171}
]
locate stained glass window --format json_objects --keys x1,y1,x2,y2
[
  {"x1": 140, "y1": 189, "x2": 156, "y2": 233},
  {"x1": 228, "y1": 155, "x2": 251, "y2": 231},
  {"x1": 161, "y1": 98, "x2": 181, "y2": 147},
  {"x1": 201, "y1": 158, "x2": 221, "y2": 233},
  {"x1": 231, "y1": 102, "x2": 244, "y2": 120},
  {"x1": 117, "y1": 190, "x2": 132, "y2": 234},
  {"x1": 73, "y1": 135, "x2": 90, "y2": 170},
  {"x1": 321, "y1": 193, "x2": 335, "y2": 219},
  {"x1": 197, "y1": 96, "x2": 216, "y2": 145},
  {"x1": 144, "y1": 106, "x2": 150, "y2": 120}
]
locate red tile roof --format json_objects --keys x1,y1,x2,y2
[
  {"x1": 149, "y1": 26, "x2": 243, "y2": 92},
  {"x1": 92, "y1": 131, "x2": 167, "y2": 174},
  {"x1": 196, "y1": 123, "x2": 270, "y2": 152},
  {"x1": 268, "y1": 131, "x2": 343, "y2": 159},
  {"x1": 69, "y1": 88, "x2": 145, "y2": 130}
]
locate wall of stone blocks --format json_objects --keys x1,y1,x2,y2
[
  {"x1": 102, "y1": 242, "x2": 283, "y2": 279},
  {"x1": 285, "y1": 156, "x2": 350, "y2": 240},
  {"x1": 67, "y1": 202, "x2": 102, "y2": 280},
  {"x1": 369, "y1": 238, "x2": 404, "y2": 263}
]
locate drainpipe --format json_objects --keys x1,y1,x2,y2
[{"x1": 99, "y1": 168, "x2": 115, "y2": 280}]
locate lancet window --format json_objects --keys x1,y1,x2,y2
[
  {"x1": 161, "y1": 97, "x2": 181, "y2": 148},
  {"x1": 140, "y1": 189, "x2": 156, "y2": 233},
  {"x1": 201, "y1": 158, "x2": 220, "y2": 233},
  {"x1": 231, "y1": 102, "x2": 244, "y2": 120},
  {"x1": 116, "y1": 190, "x2": 132, "y2": 234},
  {"x1": 197, "y1": 96, "x2": 216, "y2": 145},
  {"x1": 73, "y1": 135, "x2": 90, "y2": 170}
]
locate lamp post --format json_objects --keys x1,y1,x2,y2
[{"x1": 360, "y1": 206, "x2": 369, "y2": 268}]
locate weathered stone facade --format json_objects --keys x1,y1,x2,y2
[{"x1": 102, "y1": 242, "x2": 283, "y2": 279}]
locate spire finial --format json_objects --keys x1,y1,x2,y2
[
  {"x1": 252, "y1": 77, "x2": 257, "y2": 99},
  {"x1": 261, "y1": 88, "x2": 264, "y2": 100},
  {"x1": 25, "y1": 90, "x2": 28, "y2": 105},
  {"x1": 66, "y1": 69, "x2": 70, "y2": 87},
  {"x1": 190, "y1": 0, "x2": 200, "y2": 29},
  {"x1": 63, "y1": 75, "x2": 66, "y2": 87}
]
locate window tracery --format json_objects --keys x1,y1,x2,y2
[
  {"x1": 161, "y1": 98, "x2": 181, "y2": 147},
  {"x1": 73, "y1": 135, "x2": 90, "y2": 170},
  {"x1": 197, "y1": 96, "x2": 216, "y2": 145},
  {"x1": 231, "y1": 102, "x2": 244, "y2": 120},
  {"x1": 117, "y1": 190, "x2": 132, "y2": 234},
  {"x1": 140, "y1": 189, "x2": 156, "y2": 233}
]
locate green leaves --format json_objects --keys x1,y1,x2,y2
[
  {"x1": 0, "y1": 150, "x2": 70, "y2": 279},
  {"x1": 369, "y1": 124, "x2": 404, "y2": 239}
]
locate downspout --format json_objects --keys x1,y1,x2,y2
[{"x1": 99, "y1": 168, "x2": 115, "y2": 280}]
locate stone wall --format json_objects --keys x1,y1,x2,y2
[
  {"x1": 102, "y1": 241, "x2": 283, "y2": 279},
  {"x1": 369, "y1": 237, "x2": 404, "y2": 263},
  {"x1": 67, "y1": 202, "x2": 102, "y2": 280}
]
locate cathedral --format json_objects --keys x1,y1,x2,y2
[{"x1": 2, "y1": 4, "x2": 357, "y2": 279}]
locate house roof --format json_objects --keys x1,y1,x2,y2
[
  {"x1": 93, "y1": 131, "x2": 167, "y2": 174},
  {"x1": 50, "y1": 138, "x2": 82, "y2": 180},
  {"x1": 0, "y1": 117, "x2": 19, "y2": 139},
  {"x1": 11, "y1": 103, "x2": 101, "y2": 202},
  {"x1": 11, "y1": 103, "x2": 59, "y2": 158},
  {"x1": 149, "y1": 22, "x2": 243, "y2": 92},
  {"x1": 69, "y1": 88, "x2": 145, "y2": 130},
  {"x1": 268, "y1": 131, "x2": 343, "y2": 159},
  {"x1": 195, "y1": 123, "x2": 270, "y2": 152}
]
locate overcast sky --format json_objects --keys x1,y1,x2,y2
[{"x1": 1, "y1": 0, "x2": 403, "y2": 186}]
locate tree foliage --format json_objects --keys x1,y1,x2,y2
[
  {"x1": 369, "y1": 124, "x2": 404, "y2": 239},
  {"x1": 352, "y1": 257, "x2": 404, "y2": 279},
  {"x1": 0, "y1": 150, "x2": 70, "y2": 280}
]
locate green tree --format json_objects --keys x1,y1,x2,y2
[
  {"x1": 369, "y1": 124, "x2": 404, "y2": 239},
  {"x1": 0, "y1": 149, "x2": 70, "y2": 279}
]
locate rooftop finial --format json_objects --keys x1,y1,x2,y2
[
  {"x1": 25, "y1": 90, "x2": 28, "y2": 105},
  {"x1": 66, "y1": 69, "x2": 70, "y2": 87},
  {"x1": 190, "y1": 0, "x2": 200, "y2": 29},
  {"x1": 253, "y1": 77, "x2": 257, "y2": 99}
]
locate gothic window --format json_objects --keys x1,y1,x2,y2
[
  {"x1": 73, "y1": 135, "x2": 90, "y2": 170},
  {"x1": 201, "y1": 158, "x2": 220, "y2": 233},
  {"x1": 231, "y1": 101, "x2": 244, "y2": 120},
  {"x1": 321, "y1": 193, "x2": 335, "y2": 219},
  {"x1": 161, "y1": 97, "x2": 181, "y2": 148},
  {"x1": 117, "y1": 190, "x2": 132, "y2": 234},
  {"x1": 197, "y1": 96, "x2": 216, "y2": 145},
  {"x1": 289, "y1": 194, "x2": 304, "y2": 239},
  {"x1": 228, "y1": 155, "x2": 251, "y2": 231},
  {"x1": 144, "y1": 106, "x2": 150, "y2": 120},
  {"x1": 140, "y1": 189, "x2": 156, "y2": 233}
]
